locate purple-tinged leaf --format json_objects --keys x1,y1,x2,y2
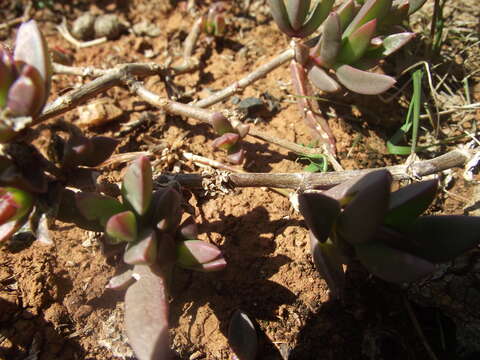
[
  {"x1": 287, "y1": 0, "x2": 311, "y2": 31},
  {"x1": 343, "y1": 0, "x2": 392, "y2": 38},
  {"x1": 355, "y1": 241, "x2": 435, "y2": 283},
  {"x1": 384, "y1": 179, "x2": 437, "y2": 227},
  {"x1": 267, "y1": 0, "x2": 296, "y2": 37},
  {"x1": 82, "y1": 136, "x2": 118, "y2": 167},
  {"x1": 307, "y1": 65, "x2": 341, "y2": 92},
  {"x1": 55, "y1": 189, "x2": 103, "y2": 232},
  {"x1": 228, "y1": 310, "x2": 257, "y2": 360},
  {"x1": 0, "y1": 217, "x2": 24, "y2": 243},
  {"x1": 76, "y1": 192, "x2": 126, "y2": 226},
  {"x1": 62, "y1": 134, "x2": 93, "y2": 168},
  {"x1": 298, "y1": 190, "x2": 340, "y2": 243},
  {"x1": 296, "y1": 0, "x2": 335, "y2": 38},
  {"x1": 176, "y1": 240, "x2": 226, "y2": 272},
  {"x1": 403, "y1": 216, "x2": 480, "y2": 263},
  {"x1": 310, "y1": 232, "x2": 345, "y2": 299},
  {"x1": 124, "y1": 230, "x2": 158, "y2": 265},
  {"x1": 211, "y1": 112, "x2": 235, "y2": 135},
  {"x1": 335, "y1": 64, "x2": 396, "y2": 95},
  {"x1": 407, "y1": 0, "x2": 426, "y2": 14},
  {"x1": 0, "y1": 187, "x2": 33, "y2": 225},
  {"x1": 212, "y1": 133, "x2": 240, "y2": 150},
  {"x1": 235, "y1": 123, "x2": 250, "y2": 139},
  {"x1": 178, "y1": 216, "x2": 198, "y2": 240},
  {"x1": 106, "y1": 211, "x2": 137, "y2": 243},
  {"x1": 7, "y1": 67, "x2": 40, "y2": 116},
  {"x1": 151, "y1": 187, "x2": 183, "y2": 233},
  {"x1": 106, "y1": 270, "x2": 135, "y2": 291},
  {"x1": 227, "y1": 147, "x2": 246, "y2": 165},
  {"x1": 319, "y1": 12, "x2": 342, "y2": 67},
  {"x1": 337, "y1": 170, "x2": 392, "y2": 244},
  {"x1": 156, "y1": 233, "x2": 176, "y2": 265},
  {"x1": 125, "y1": 264, "x2": 171, "y2": 360},
  {"x1": 14, "y1": 20, "x2": 51, "y2": 96},
  {"x1": 338, "y1": 19, "x2": 377, "y2": 64},
  {"x1": 122, "y1": 156, "x2": 153, "y2": 216},
  {"x1": 336, "y1": 0, "x2": 357, "y2": 31}
]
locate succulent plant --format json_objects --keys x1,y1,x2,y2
[
  {"x1": 228, "y1": 310, "x2": 258, "y2": 360},
  {"x1": 0, "y1": 20, "x2": 52, "y2": 142},
  {"x1": 298, "y1": 170, "x2": 480, "y2": 299},
  {"x1": 203, "y1": 2, "x2": 227, "y2": 37},
  {"x1": 0, "y1": 187, "x2": 34, "y2": 243},
  {"x1": 72, "y1": 156, "x2": 226, "y2": 360},
  {"x1": 210, "y1": 111, "x2": 249, "y2": 164}
]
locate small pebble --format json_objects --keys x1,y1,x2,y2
[
  {"x1": 72, "y1": 13, "x2": 96, "y2": 40},
  {"x1": 94, "y1": 14, "x2": 122, "y2": 40}
]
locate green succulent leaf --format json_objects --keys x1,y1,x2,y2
[
  {"x1": 337, "y1": 170, "x2": 392, "y2": 244},
  {"x1": 335, "y1": 64, "x2": 396, "y2": 95},
  {"x1": 122, "y1": 156, "x2": 153, "y2": 216},
  {"x1": 268, "y1": 0, "x2": 296, "y2": 36},
  {"x1": 338, "y1": 19, "x2": 377, "y2": 64},
  {"x1": 0, "y1": 55, "x2": 15, "y2": 108},
  {"x1": 355, "y1": 241, "x2": 435, "y2": 283},
  {"x1": 402, "y1": 216, "x2": 480, "y2": 263},
  {"x1": 298, "y1": 190, "x2": 340, "y2": 243},
  {"x1": 228, "y1": 310, "x2": 258, "y2": 360},
  {"x1": 0, "y1": 187, "x2": 34, "y2": 225},
  {"x1": 296, "y1": 0, "x2": 335, "y2": 38},
  {"x1": 212, "y1": 133, "x2": 240, "y2": 150},
  {"x1": 76, "y1": 192, "x2": 126, "y2": 226},
  {"x1": 384, "y1": 179, "x2": 437, "y2": 228},
  {"x1": 310, "y1": 232, "x2": 345, "y2": 299},
  {"x1": 343, "y1": 0, "x2": 392, "y2": 38},
  {"x1": 123, "y1": 230, "x2": 158, "y2": 265},
  {"x1": 336, "y1": 0, "x2": 357, "y2": 31},
  {"x1": 287, "y1": 0, "x2": 311, "y2": 31},
  {"x1": 106, "y1": 210, "x2": 137, "y2": 243}
]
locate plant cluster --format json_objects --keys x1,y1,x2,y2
[
  {"x1": 299, "y1": 170, "x2": 480, "y2": 299},
  {"x1": 268, "y1": 0, "x2": 427, "y2": 151}
]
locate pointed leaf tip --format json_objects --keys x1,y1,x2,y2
[
  {"x1": 106, "y1": 210, "x2": 137, "y2": 243},
  {"x1": 228, "y1": 310, "x2": 257, "y2": 360},
  {"x1": 122, "y1": 156, "x2": 153, "y2": 216},
  {"x1": 336, "y1": 65, "x2": 396, "y2": 95}
]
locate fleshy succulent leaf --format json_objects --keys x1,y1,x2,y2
[
  {"x1": 212, "y1": 133, "x2": 240, "y2": 150},
  {"x1": 125, "y1": 264, "x2": 171, "y2": 360},
  {"x1": 402, "y1": 216, "x2": 480, "y2": 263},
  {"x1": 335, "y1": 64, "x2": 396, "y2": 95},
  {"x1": 106, "y1": 270, "x2": 135, "y2": 291},
  {"x1": 6, "y1": 67, "x2": 40, "y2": 116},
  {"x1": 337, "y1": 19, "x2": 377, "y2": 64},
  {"x1": 355, "y1": 241, "x2": 435, "y2": 283},
  {"x1": 0, "y1": 216, "x2": 26, "y2": 243},
  {"x1": 297, "y1": 0, "x2": 335, "y2": 38},
  {"x1": 75, "y1": 192, "x2": 126, "y2": 226},
  {"x1": 287, "y1": 0, "x2": 311, "y2": 31},
  {"x1": 0, "y1": 57, "x2": 14, "y2": 108},
  {"x1": 268, "y1": 0, "x2": 296, "y2": 36},
  {"x1": 176, "y1": 240, "x2": 226, "y2": 272},
  {"x1": 384, "y1": 179, "x2": 437, "y2": 227},
  {"x1": 123, "y1": 230, "x2": 158, "y2": 265},
  {"x1": 0, "y1": 187, "x2": 34, "y2": 225},
  {"x1": 310, "y1": 232, "x2": 345, "y2": 299},
  {"x1": 151, "y1": 187, "x2": 183, "y2": 233},
  {"x1": 336, "y1": 0, "x2": 357, "y2": 31},
  {"x1": 337, "y1": 170, "x2": 392, "y2": 244},
  {"x1": 227, "y1": 147, "x2": 246, "y2": 165},
  {"x1": 106, "y1": 210, "x2": 137, "y2": 243},
  {"x1": 81, "y1": 136, "x2": 118, "y2": 167},
  {"x1": 380, "y1": 32, "x2": 415, "y2": 56},
  {"x1": 178, "y1": 216, "x2": 198, "y2": 240},
  {"x1": 307, "y1": 65, "x2": 341, "y2": 92},
  {"x1": 318, "y1": 12, "x2": 342, "y2": 67},
  {"x1": 210, "y1": 112, "x2": 235, "y2": 135},
  {"x1": 228, "y1": 310, "x2": 258, "y2": 360},
  {"x1": 343, "y1": 0, "x2": 392, "y2": 38},
  {"x1": 298, "y1": 190, "x2": 340, "y2": 243},
  {"x1": 122, "y1": 156, "x2": 153, "y2": 216}
]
